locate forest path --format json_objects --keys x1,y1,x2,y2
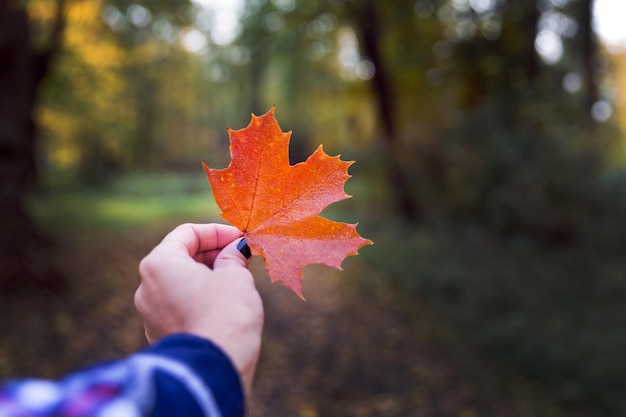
[{"x1": 249, "y1": 260, "x2": 519, "y2": 417}]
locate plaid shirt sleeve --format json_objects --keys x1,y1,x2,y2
[{"x1": 0, "y1": 334, "x2": 245, "y2": 417}]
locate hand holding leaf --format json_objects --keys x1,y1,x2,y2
[{"x1": 203, "y1": 108, "x2": 372, "y2": 298}]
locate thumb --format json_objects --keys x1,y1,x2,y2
[{"x1": 213, "y1": 238, "x2": 251, "y2": 270}]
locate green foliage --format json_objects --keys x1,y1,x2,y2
[
  {"x1": 402, "y1": 93, "x2": 626, "y2": 246},
  {"x1": 363, "y1": 91, "x2": 626, "y2": 415}
]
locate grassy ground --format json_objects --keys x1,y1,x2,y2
[
  {"x1": 28, "y1": 172, "x2": 218, "y2": 230},
  {"x1": 0, "y1": 172, "x2": 575, "y2": 416}
]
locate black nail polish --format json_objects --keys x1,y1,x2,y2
[{"x1": 237, "y1": 238, "x2": 252, "y2": 259}]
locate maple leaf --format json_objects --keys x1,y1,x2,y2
[{"x1": 203, "y1": 108, "x2": 372, "y2": 298}]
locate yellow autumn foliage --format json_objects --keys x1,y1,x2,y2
[
  {"x1": 31, "y1": 0, "x2": 204, "y2": 172},
  {"x1": 612, "y1": 51, "x2": 626, "y2": 136},
  {"x1": 31, "y1": 0, "x2": 131, "y2": 169},
  {"x1": 65, "y1": 1, "x2": 126, "y2": 70}
]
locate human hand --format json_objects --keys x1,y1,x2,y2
[{"x1": 134, "y1": 223, "x2": 264, "y2": 395}]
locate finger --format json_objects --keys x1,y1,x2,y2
[
  {"x1": 193, "y1": 248, "x2": 220, "y2": 267},
  {"x1": 194, "y1": 240, "x2": 250, "y2": 268},
  {"x1": 161, "y1": 223, "x2": 243, "y2": 257},
  {"x1": 213, "y1": 238, "x2": 252, "y2": 270}
]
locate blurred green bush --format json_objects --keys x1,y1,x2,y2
[{"x1": 364, "y1": 95, "x2": 626, "y2": 415}]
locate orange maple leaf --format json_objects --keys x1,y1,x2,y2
[{"x1": 202, "y1": 108, "x2": 372, "y2": 298}]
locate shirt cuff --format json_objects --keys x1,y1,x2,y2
[{"x1": 141, "y1": 333, "x2": 245, "y2": 417}]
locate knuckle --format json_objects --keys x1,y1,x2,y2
[
  {"x1": 134, "y1": 285, "x2": 147, "y2": 315},
  {"x1": 175, "y1": 223, "x2": 195, "y2": 234},
  {"x1": 138, "y1": 252, "x2": 161, "y2": 280}
]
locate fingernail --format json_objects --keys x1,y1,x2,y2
[{"x1": 237, "y1": 238, "x2": 252, "y2": 259}]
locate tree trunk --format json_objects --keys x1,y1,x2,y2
[
  {"x1": 580, "y1": 0, "x2": 597, "y2": 114},
  {"x1": 355, "y1": 0, "x2": 420, "y2": 221},
  {"x1": 0, "y1": 1, "x2": 65, "y2": 292},
  {"x1": 524, "y1": 1, "x2": 540, "y2": 89}
]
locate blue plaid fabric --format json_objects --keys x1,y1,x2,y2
[{"x1": 0, "y1": 334, "x2": 244, "y2": 417}]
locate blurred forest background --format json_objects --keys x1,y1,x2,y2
[{"x1": 1, "y1": 0, "x2": 626, "y2": 416}]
